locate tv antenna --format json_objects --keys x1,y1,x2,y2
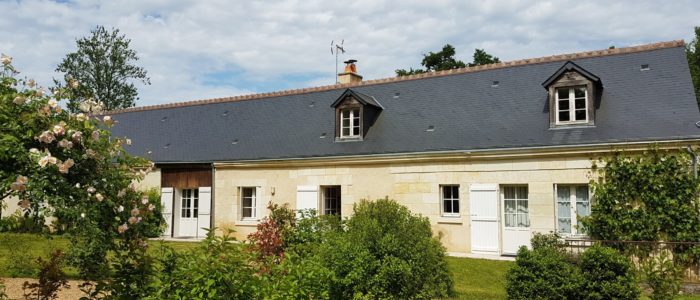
[{"x1": 331, "y1": 40, "x2": 345, "y2": 83}]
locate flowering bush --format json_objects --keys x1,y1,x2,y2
[{"x1": 0, "y1": 55, "x2": 161, "y2": 296}]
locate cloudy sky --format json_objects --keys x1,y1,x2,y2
[{"x1": 1, "y1": 0, "x2": 699, "y2": 106}]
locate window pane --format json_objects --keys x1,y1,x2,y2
[
  {"x1": 557, "y1": 88, "x2": 569, "y2": 100},
  {"x1": 557, "y1": 201, "x2": 571, "y2": 218},
  {"x1": 575, "y1": 98, "x2": 586, "y2": 109},
  {"x1": 574, "y1": 87, "x2": 586, "y2": 98},
  {"x1": 575, "y1": 110, "x2": 586, "y2": 121},
  {"x1": 576, "y1": 186, "x2": 589, "y2": 201},
  {"x1": 517, "y1": 200, "x2": 528, "y2": 214},
  {"x1": 453, "y1": 199, "x2": 459, "y2": 213},
  {"x1": 353, "y1": 126, "x2": 360, "y2": 136},
  {"x1": 443, "y1": 200, "x2": 452, "y2": 213},
  {"x1": 505, "y1": 214, "x2": 516, "y2": 227},
  {"x1": 504, "y1": 187, "x2": 515, "y2": 199},
  {"x1": 517, "y1": 187, "x2": 528, "y2": 199},
  {"x1": 558, "y1": 218, "x2": 572, "y2": 233},
  {"x1": 342, "y1": 128, "x2": 350, "y2": 136},
  {"x1": 443, "y1": 186, "x2": 451, "y2": 199},
  {"x1": 243, "y1": 188, "x2": 252, "y2": 198},
  {"x1": 342, "y1": 118, "x2": 349, "y2": 127},
  {"x1": 559, "y1": 111, "x2": 570, "y2": 121},
  {"x1": 576, "y1": 186, "x2": 590, "y2": 218},
  {"x1": 518, "y1": 213, "x2": 530, "y2": 227},
  {"x1": 242, "y1": 207, "x2": 252, "y2": 218},
  {"x1": 558, "y1": 100, "x2": 569, "y2": 110},
  {"x1": 504, "y1": 199, "x2": 516, "y2": 213}
]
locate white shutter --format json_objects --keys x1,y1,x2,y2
[
  {"x1": 197, "y1": 187, "x2": 212, "y2": 238},
  {"x1": 296, "y1": 185, "x2": 319, "y2": 217},
  {"x1": 255, "y1": 186, "x2": 263, "y2": 219},
  {"x1": 160, "y1": 187, "x2": 174, "y2": 237}
]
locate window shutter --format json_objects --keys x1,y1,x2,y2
[
  {"x1": 255, "y1": 186, "x2": 263, "y2": 219},
  {"x1": 160, "y1": 187, "x2": 174, "y2": 237},
  {"x1": 296, "y1": 185, "x2": 319, "y2": 217},
  {"x1": 197, "y1": 187, "x2": 212, "y2": 238}
]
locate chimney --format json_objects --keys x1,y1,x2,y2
[{"x1": 338, "y1": 59, "x2": 362, "y2": 84}]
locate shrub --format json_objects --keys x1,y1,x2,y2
[
  {"x1": 258, "y1": 252, "x2": 333, "y2": 300},
  {"x1": 140, "y1": 188, "x2": 166, "y2": 238},
  {"x1": 642, "y1": 250, "x2": 683, "y2": 300},
  {"x1": 321, "y1": 198, "x2": 453, "y2": 299},
  {"x1": 506, "y1": 245, "x2": 583, "y2": 300},
  {"x1": 22, "y1": 250, "x2": 69, "y2": 300},
  {"x1": 0, "y1": 210, "x2": 47, "y2": 233},
  {"x1": 579, "y1": 245, "x2": 639, "y2": 300},
  {"x1": 148, "y1": 229, "x2": 258, "y2": 300}
]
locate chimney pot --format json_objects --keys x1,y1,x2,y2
[{"x1": 338, "y1": 59, "x2": 362, "y2": 84}]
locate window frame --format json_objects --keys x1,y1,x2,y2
[
  {"x1": 240, "y1": 187, "x2": 258, "y2": 221},
  {"x1": 339, "y1": 108, "x2": 361, "y2": 138},
  {"x1": 555, "y1": 184, "x2": 591, "y2": 236},
  {"x1": 180, "y1": 188, "x2": 199, "y2": 219},
  {"x1": 440, "y1": 185, "x2": 460, "y2": 217},
  {"x1": 502, "y1": 185, "x2": 530, "y2": 228},
  {"x1": 555, "y1": 86, "x2": 588, "y2": 125},
  {"x1": 321, "y1": 185, "x2": 341, "y2": 216}
]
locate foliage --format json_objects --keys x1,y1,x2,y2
[
  {"x1": 257, "y1": 252, "x2": 333, "y2": 300},
  {"x1": 22, "y1": 250, "x2": 69, "y2": 300},
  {"x1": 395, "y1": 44, "x2": 499, "y2": 76},
  {"x1": 0, "y1": 210, "x2": 46, "y2": 233},
  {"x1": 0, "y1": 54, "x2": 160, "y2": 296},
  {"x1": 580, "y1": 149, "x2": 700, "y2": 263},
  {"x1": 55, "y1": 25, "x2": 150, "y2": 112},
  {"x1": 320, "y1": 198, "x2": 453, "y2": 299},
  {"x1": 0, "y1": 280, "x2": 6, "y2": 300},
  {"x1": 247, "y1": 204, "x2": 287, "y2": 262},
  {"x1": 506, "y1": 243, "x2": 582, "y2": 300},
  {"x1": 469, "y1": 48, "x2": 501, "y2": 67},
  {"x1": 530, "y1": 232, "x2": 565, "y2": 251},
  {"x1": 686, "y1": 26, "x2": 700, "y2": 109},
  {"x1": 148, "y1": 229, "x2": 258, "y2": 300},
  {"x1": 579, "y1": 245, "x2": 639, "y2": 300},
  {"x1": 139, "y1": 188, "x2": 165, "y2": 238},
  {"x1": 642, "y1": 250, "x2": 684, "y2": 300}
]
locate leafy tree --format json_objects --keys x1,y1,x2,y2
[
  {"x1": 686, "y1": 26, "x2": 700, "y2": 109},
  {"x1": 396, "y1": 44, "x2": 499, "y2": 76},
  {"x1": 469, "y1": 48, "x2": 501, "y2": 67},
  {"x1": 56, "y1": 26, "x2": 150, "y2": 112}
]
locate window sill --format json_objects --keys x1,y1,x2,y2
[
  {"x1": 335, "y1": 136, "x2": 363, "y2": 142},
  {"x1": 549, "y1": 124, "x2": 595, "y2": 130},
  {"x1": 236, "y1": 219, "x2": 260, "y2": 227},
  {"x1": 437, "y1": 217, "x2": 463, "y2": 224}
]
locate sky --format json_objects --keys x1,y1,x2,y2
[{"x1": 1, "y1": 0, "x2": 699, "y2": 107}]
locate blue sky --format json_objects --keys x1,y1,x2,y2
[{"x1": 1, "y1": 0, "x2": 699, "y2": 106}]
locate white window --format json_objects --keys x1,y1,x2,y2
[
  {"x1": 322, "y1": 186, "x2": 341, "y2": 216},
  {"x1": 503, "y1": 186, "x2": 529, "y2": 228},
  {"x1": 181, "y1": 188, "x2": 199, "y2": 219},
  {"x1": 240, "y1": 187, "x2": 257, "y2": 220},
  {"x1": 441, "y1": 185, "x2": 460, "y2": 217},
  {"x1": 556, "y1": 185, "x2": 590, "y2": 235},
  {"x1": 555, "y1": 86, "x2": 587, "y2": 124},
  {"x1": 340, "y1": 108, "x2": 360, "y2": 138}
]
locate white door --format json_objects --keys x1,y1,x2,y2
[
  {"x1": 502, "y1": 186, "x2": 531, "y2": 255},
  {"x1": 197, "y1": 187, "x2": 212, "y2": 238},
  {"x1": 178, "y1": 188, "x2": 199, "y2": 237},
  {"x1": 160, "y1": 187, "x2": 174, "y2": 237},
  {"x1": 296, "y1": 186, "x2": 319, "y2": 217},
  {"x1": 470, "y1": 184, "x2": 500, "y2": 253}
]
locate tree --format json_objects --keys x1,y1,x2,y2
[
  {"x1": 396, "y1": 44, "x2": 499, "y2": 76},
  {"x1": 686, "y1": 26, "x2": 700, "y2": 109},
  {"x1": 56, "y1": 26, "x2": 150, "y2": 112}
]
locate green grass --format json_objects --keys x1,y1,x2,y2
[
  {"x1": 447, "y1": 256, "x2": 511, "y2": 299},
  {"x1": 2, "y1": 233, "x2": 700, "y2": 299}
]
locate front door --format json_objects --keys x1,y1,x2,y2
[
  {"x1": 178, "y1": 188, "x2": 199, "y2": 237},
  {"x1": 469, "y1": 184, "x2": 500, "y2": 253},
  {"x1": 502, "y1": 186, "x2": 531, "y2": 255}
]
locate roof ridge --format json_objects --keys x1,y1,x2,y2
[{"x1": 107, "y1": 40, "x2": 685, "y2": 115}]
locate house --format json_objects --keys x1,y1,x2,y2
[{"x1": 95, "y1": 40, "x2": 700, "y2": 256}]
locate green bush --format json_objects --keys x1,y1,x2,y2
[
  {"x1": 148, "y1": 229, "x2": 258, "y2": 300},
  {"x1": 506, "y1": 244, "x2": 583, "y2": 300},
  {"x1": 642, "y1": 250, "x2": 683, "y2": 300},
  {"x1": 0, "y1": 210, "x2": 47, "y2": 233},
  {"x1": 579, "y1": 245, "x2": 639, "y2": 300},
  {"x1": 258, "y1": 252, "x2": 333, "y2": 300},
  {"x1": 320, "y1": 198, "x2": 453, "y2": 299},
  {"x1": 140, "y1": 188, "x2": 166, "y2": 238}
]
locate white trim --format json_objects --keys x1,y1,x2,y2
[
  {"x1": 555, "y1": 184, "x2": 590, "y2": 236},
  {"x1": 239, "y1": 186, "x2": 258, "y2": 221},
  {"x1": 440, "y1": 184, "x2": 461, "y2": 217},
  {"x1": 340, "y1": 108, "x2": 361, "y2": 138},
  {"x1": 555, "y1": 86, "x2": 588, "y2": 125}
]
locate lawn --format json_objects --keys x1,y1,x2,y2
[{"x1": 2, "y1": 233, "x2": 700, "y2": 299}]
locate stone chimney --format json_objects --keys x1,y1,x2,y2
[{"x1": 338, "y1": 59, "x2": 362, "y2": 84}]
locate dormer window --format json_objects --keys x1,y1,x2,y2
[
  {"x1": 331, "y1": 89, "x2": 383, "y2": 141},
  {"x1": 340, "y1": 108, "x2": 361, "y2": 137},
  {"x1": 556, "y1": 86, "x2": 588, "y2": 124},
  {"x1": 543, "y1": 61, "x2": 602, "y2": 128}
]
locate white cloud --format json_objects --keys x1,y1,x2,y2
[{"x1": 1, "y1": 0, "x2": 699, "y2": 106}]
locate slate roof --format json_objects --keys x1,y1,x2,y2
[{"x1": 110, "y1": 41, "x2": 700, "y2": 163}]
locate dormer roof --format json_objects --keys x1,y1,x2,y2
[
  {"x1": 542, "y1": 61, "x2": 602, "y2": 89},
  {"x1": 331, "y1": 89, "x2": 383, "y2": 109}
]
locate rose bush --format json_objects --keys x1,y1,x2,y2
[{"x1": 0, "y1": 55, "x2": 162, "y2": 297}]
